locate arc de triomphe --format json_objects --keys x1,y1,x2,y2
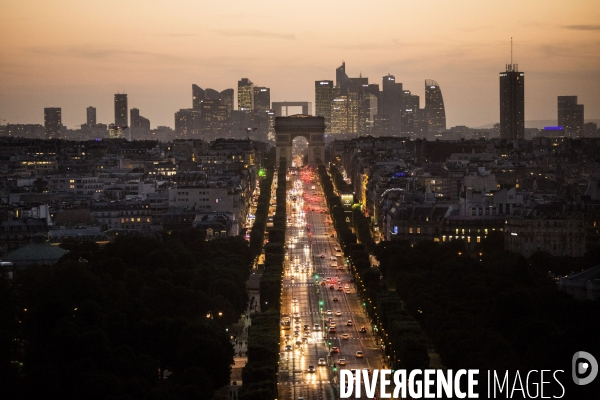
[{"x1": 275, "y1": 115, "x2": 325, "y2": 166}]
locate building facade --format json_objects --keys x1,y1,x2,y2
[
  {"x1": 558, "y1": 96, "x2": 584, "y2": 137},
  {"x1": 238, "y1": 78, "x2": 253, "y2": 113},
  {"x1": 315, "y1": 80, "x2": 334, "y2": 134}
]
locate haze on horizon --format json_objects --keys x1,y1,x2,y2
[{"x1": 1, "y1": 0, "x2": 599, "y2": 130}]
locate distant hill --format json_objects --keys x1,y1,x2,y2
[{"x1": 475, "y1": 119, "x2": 600, "y2": 129}]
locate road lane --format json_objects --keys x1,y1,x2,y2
[{"x1": 278, "y1": 167, "x2": 383, "y2": 400}]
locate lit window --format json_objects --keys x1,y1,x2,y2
[
  {"x1": 477, "y1": 236, "x2": 481, "y2": 243},
  {"x1": 417, "y1": 227, "x2": 421, "y2": 234},
  {"x1": 442, "y1": 235, "x2": 446, "y2": 242},
  {"x1": 409, "y1": 227, "x2": 413, "y2": 234}
]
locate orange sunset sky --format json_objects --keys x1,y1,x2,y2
[{"x1": 1, "y1": 0, "x2": 599, "y2": 129}]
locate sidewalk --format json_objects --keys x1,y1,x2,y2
[{"x1": 212, "y1": 290, "x2": 261, "y2": 400}]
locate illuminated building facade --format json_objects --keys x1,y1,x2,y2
[
  {"x1": 425, "y1": 79, "x2": 446, "y2": 133},
  {"x1": 238, "y1": 78, "x2": 253, "y2": 113},
  {"x1": 44, "y1": 107, "x2": 61, "y2": 139},
  {"x1": 499, "y1": 65, "x2": 524, "y2": 140},
  {"x1": 330, "y1": 96, "x2": 348, "y2": 134},
  {"x1": 114, "y1": 94, "x2": 128, "y2": 127},
  {"x1": 558, "y1": 96, "x2": 584, "y2": 137}
]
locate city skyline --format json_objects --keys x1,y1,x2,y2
[{"x1": 1, "y1": 0, "x2": 599, "y2": 130}]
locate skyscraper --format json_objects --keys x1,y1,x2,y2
[
  {"x1": 401, "y1": 90, "x2": 421, "y2": 136},
  {"x1": 315, "y1": 80, "x2": 334, "y2": 134},
  {"x1": 44, "y1": 107, "x2": 61, "y2": 139},
  {"x1": 253, "y1": 87, "x2": 271, "y2": 114},
  {"x1": 200, "y1": 99, "x2": 230, "y2": 138},
  {"x1": 130, "y1": 108, "x2": 140, "y2": 127},
  {"x1": 380, "y1": 75, "x2": 402, "y2": 134},
  {"x1": 425, "y1": 79, "x2": 446, "y2": 133},
  {"x1": 330, "y1": 96, "x2": 348, "y2": 134},
  {"x1": 87, "y1": 106, "x2": 96, "y2": 125},
  {"x1": 238, "y1": 78, "x2": 253, "y2": 113},
  {"x1": 205, "y1": 88, "x2": 220, "y2": 99},
  {"x1": 558, "y1": 96, "x2": 584, "y2": 137},
  {"x1": 175, "y1": 109, "x2": 201, "y2": 137},
  {"x1": 192, "y1": 84, "x2": 205, "y2": 110},
  {"x1": 114, "y1": 94, "x2": 128, "y2": 127},
  {"x1": 499, "y1": 65, "x2": 524, "y2": 140},
  {"x1": 220, "y1": 89, "x2": 234, "y2": 114},
  {"x1": 336, "y1": 62, "x2": 355, "y2": 96}
]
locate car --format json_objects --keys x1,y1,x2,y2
[
  {"x1": 345, "y1": 289, "x2": 351, "y2": 293},
  {"x1": 338, "y1": 358, "x2": 346, "y2": 365},
  {"x1": 347, "y1": 320, "x2": 353, "y2": 326},
  {"x1": 314, "y1": 324, "x2": 320, "y2": 330},
  {"x1": 284, "y1": 333, "x2": 291, "y2": 339},
  {"x1": 356, "y1": 351, "x2": 363, "y2": 358},
  {"x1": 320, "y1": 254, "x2": 325, "y2": 258},
  {"x1": 360, "y1": 326, "x2": 367, "y2": 333},
  {"x1": 331, "y1": 346, "x2": 339, "y2": 353},
  {"x1": 285, "y1": 345, "x2": 292, "y2": 351},
  {"x1": 320, "y1": 281, "x2": 326, "y2": 286},
  {"x1": 342, "y1": 333, "x2": 349, "y2": 340},
  {"x1": 293, "y1": 332, "x2": 300, "y2": 337},
  {"x1": 327, "y1": 310, "x2": 332, "y2": 315},
  {"x1": 329, "y1": 256, "x2": 336, "y2": 261},
  {"x1": 336, "y1": 311, "x2": 342, "y2": 316},
  {"x1": 338, "y1": 286, "x2": 343, "y2": 291},
  {"x1": 318, "y1": 358, "x2": 326, "y2": 365},
  {"x1": 329, "y1": 326, "x2": 336, "y2": 333},
  {"x1": 304, "y1": 324, "x2": 310, "y2": 330},
  {"x1": 307, "y1": 366, "x2": 316, "y2": 373},
  {"x1": 329, "y1": 285, "x2": 334, "y2": 290},
  {"x1": 333, "y1": 297, "x2": 339, "y2": 301},
  {"x1": 292, "y1": 298, "x2": 298, "y2": 303}
]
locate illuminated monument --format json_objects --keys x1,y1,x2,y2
[{"x1": 275, "y1": 115, "x2": 325, "y2": 166}]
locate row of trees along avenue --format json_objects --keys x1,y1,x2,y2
[
  {"x1": 240, "y1": 158, "x2": 287, "y2": 400},
  {"x1": 318, "y1": 164, "x2": 430, "y2": 371}
]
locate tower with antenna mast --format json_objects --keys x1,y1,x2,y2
[{"x1": 499, "y1": 37, "x2": 525, "y2": 140}]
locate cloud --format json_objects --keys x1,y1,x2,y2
[
  {"x1": 214, "y1": 29, "x2": 295, "y2": 40},
  {"x1": 26, "y1": 45, "x2": 193, "y2": 63},
  {"x1": 161, "y1": 33, "x2": 199, "y2": 37},
  {"x1": 564, "y1": 25, "x2": 600, "y2": 31}
]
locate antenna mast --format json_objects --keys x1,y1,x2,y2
[{"x1": 511, "y1": 37, "x2": 513, "y2": 65}]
